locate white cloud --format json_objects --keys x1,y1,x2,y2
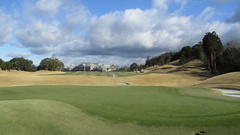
[
  {"x1": 15, "y1": 0, "x2": 90, "y2": 55},
  {"x1": 8, "y1": 0, "x2": 240, "y2": 66},
  {"x1": 86, "y1": 8, "x2": 202, "y2": 58},
  {"x1": 152, "y1": 0, "x2": 168, "y2": 12},
  {"x1": 26, "y1": 0, "x2": 63, "y2": 18},
  {"x1": 207, "y1": 22, "x2": 240, "y2": 43},
  {"x1": 7, "y1": 52, "x2": 31, "y2": 58},
  {"x1": 152, "y1": 0, "x2": 188, "y2": 14},
  {"x1": 15, "y1": 20, "x2": 63, "y2": 53},
  {"x1": 0, "y1": 9, "x2": 13, "y2": 45},
  {"x1": 198, "y1": 7, "x2": 216, "y2": 21}
]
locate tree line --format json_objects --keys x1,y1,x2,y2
[
  {"x1": 0, "y1": 57, "x2": 64, "y2": 72},
  {"x1": 132, "y1": 31, "x2": 240, "y2": 74}
]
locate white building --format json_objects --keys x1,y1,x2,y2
[{"x1": 70, "y1": 63, "x2": 116, "y2": 72}]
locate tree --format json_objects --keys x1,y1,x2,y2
[
  {"x1": 38, "y1": 58, "x2": 64, "y2": 71},
  {"x1": 164, "y1": 53, "x2": 172, "y2": 64},
  {"x1": 180, "y1": 46, "x2": 192, "y2": 58},
  {"x1": 202, "y1": 31, "x2": 223, "y2": 74},
  {"x1": 0, "y1": 59, "x2": 5, "y2": 70},
  {"x1": 10, "y1": 57, "x2": 36, "y2": 72},
  {"x1": 159, "y1": 55, "x2": 165, "y2": 66},
  {"x1": 191, "y1": 42, "x2": 206, "y2": 61},
  {"x1": 179, "y1": 52, "x2": 186, "y2": 65},
  {"x1": 145, "y1": 56, "x2": 151, "y2": 68},
  {"x1": 220, "y1": 42, "x2": 240, "y2": 72},
  {"x1": 130, "y1": 62, "x2": 138, "y2": 72},
  {"x1": 110, "y1": 65, "x2": 116, "y2": 71},
  {"x1": 5, "y1": 62, "x2": 14, "y2": 71}
]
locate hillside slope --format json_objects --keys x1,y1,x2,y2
[
  {"x1": 0, "y1": 59, "x2": 238, "y2": 89},
  {"x1": 195, "y1": 72, "x2": 240, "y2": 89},
  {"x1": 145, "y1": 59, "x2": 212, "y2": 77},
  {"x1": 145, "y1": 59, "x2": 240, "y2": 89}
]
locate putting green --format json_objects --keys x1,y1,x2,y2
[
  {"x1": 0, "y1": 86, "x2": 239, "y2": 128},
  {"x1": 3, "y1": 100, "x2": 239, "y2": 135}
]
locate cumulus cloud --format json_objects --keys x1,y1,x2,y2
[
  {"x1": 61, "y1": 5, "x2": 90, "y2": 32},
  {"x1": 15, "y1": 20, "x2": 64, "y2": 54},
  {"x1": 0, "y1": 9, "x2": 13, "y2": 45},
  {"x1": 25, "y1": 0, "x2": 63, "y2": 18},
  {"x1": 16, "y1": 0, "x2": 90, "y2": 55},
  {"x1": 84, "y1": 8, "x2": 212, "y2": 58},
  {"x1": 9, "y1": 0, "x2": 240, "y2": 66}
]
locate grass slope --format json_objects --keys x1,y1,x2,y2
[
  {"x1": 146, "y1": 59, "x2": 209, "y2": 75},
  {"x1": 0, "y1": 86, "x2": 239, "y2": 135},
  {"x1": 195, "y1": 72, "x2": 240, "y2": 89}
]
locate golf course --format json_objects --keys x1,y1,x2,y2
[{"x1": 0, "y1": 60, "x2": 240, "y2": 135}]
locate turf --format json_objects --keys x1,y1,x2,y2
[
  {"x1": 0, "y1": 86, "x2": 239, "y2": 135},
  {"x1": 3, "y1": 100, "x2": 237, "y2": 135}
]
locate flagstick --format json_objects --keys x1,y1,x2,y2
[{"x1": 113, "y1": 74, "x2": 116, "y2": 96}]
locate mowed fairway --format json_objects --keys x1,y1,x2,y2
[{"x1": 0, "y1": 85, "x2": 240, "y2": 135}]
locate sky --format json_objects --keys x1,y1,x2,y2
[{"x1": 0, "y1": 0, "x2": 240, "y2": 67}]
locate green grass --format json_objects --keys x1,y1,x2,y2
[
  {"x1": 0, "y1": 86, "x2": 240, "y2": 135},
  {"x1": 47, "y1": 71, "x2": 149, "y2": 77}
]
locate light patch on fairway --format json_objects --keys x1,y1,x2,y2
[{"x1": 0, "y1": 99, "x2": 212, "y2": 135}]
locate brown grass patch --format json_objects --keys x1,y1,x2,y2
[
  {"x1": 1, "y1": 62, "x2": 239, "y2": 89},
  {"x1": 0, "y1": 70, "x2": 205, "y2": 87},
  {"x1": 195, "y1": 72, "x2": 240, "y2": 89}
]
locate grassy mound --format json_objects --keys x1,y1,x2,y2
[
  {"x1": 0, "y1": 86, "x2": 239, "y2": 135},
  {"x1": 196, "y1": 72, "x2": 240, "y2": 89}
]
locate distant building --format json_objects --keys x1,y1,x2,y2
[
  {"x1": 70, "y1": 63, "x2": 116, "y2": 72},
  {"x1": 51, "y1": 54, "x2": 58, "y2": 60},
  {"x1": 66, "y1": 65, "x2": 76, "y2": 71}
]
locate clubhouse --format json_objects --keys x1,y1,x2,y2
[{"x1": 67, "y1": 63, "x2": 116, "y2": 72}]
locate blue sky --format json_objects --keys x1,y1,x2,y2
[{"x1": 0, "y1": 0, "x2": 240, "y2": 67}]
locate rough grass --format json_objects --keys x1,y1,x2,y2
[
  {"x1": 0, "y1": 86, "x2": 239, "y2": 135},
  {"x1": 48, "y1": 71, "x2": 150, "y2": 77},
  {"x1": 195, "y1": 72, "x2": 240, "y2": 89},
  {"x1": 146, "y1": 59, "x2": 208, "y2": 75},
  {"x1": 0, "y1": 70, "x2": 205, "y2": 87}
]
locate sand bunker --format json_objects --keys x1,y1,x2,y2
[{"x1": 212, "y1": 88, "x2": 240, "y2": 98}]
